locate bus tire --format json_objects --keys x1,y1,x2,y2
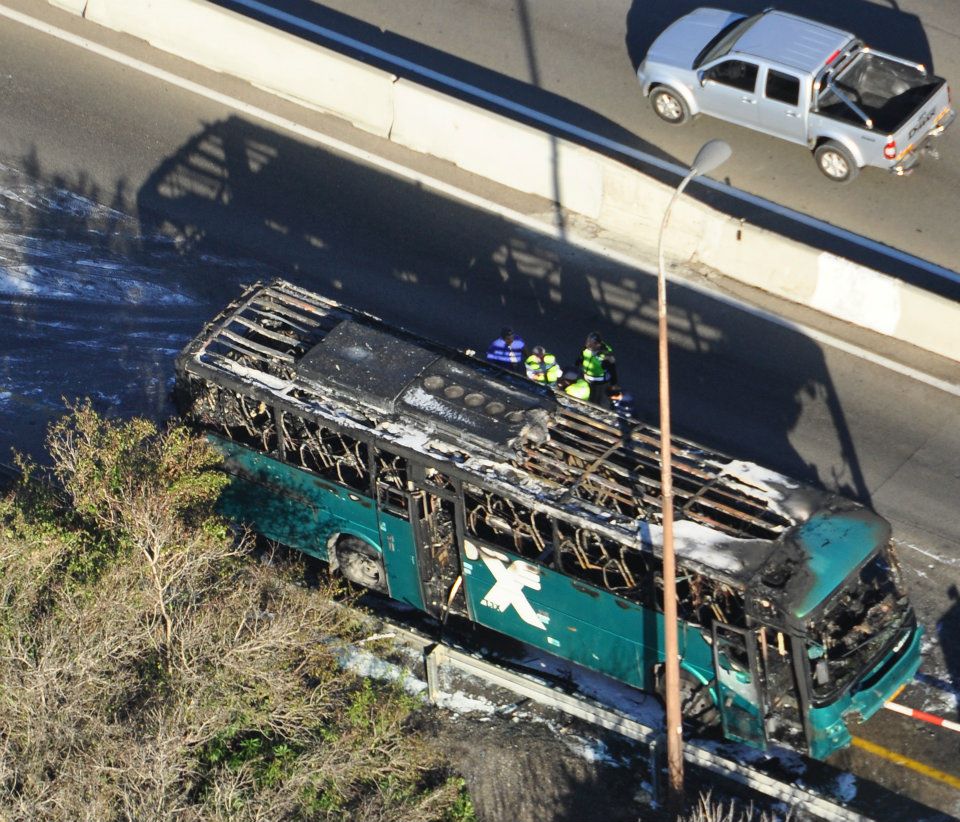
[
  {"x1": 814, "y1": 140, "x2": 859, "y2": 183},
  {"x1": 656, "y1": 666, "x2": 719, "y2": 728},
  {"x1": 335, "y1": 537, "x2": 388, "y2": 594}
]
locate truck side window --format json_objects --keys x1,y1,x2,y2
[
  {"x1": 766, "y1": 70, "x2": 800, "y2": 105},
  {"x1": 705, "y1": 60, "x2": 758, "y2": 92}
]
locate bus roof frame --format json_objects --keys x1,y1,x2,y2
[{"x1": 176, "y1": 279, "x2": 892, "y2": 631}]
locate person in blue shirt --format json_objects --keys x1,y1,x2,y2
[
  {"x1": 485, "y1": 327, "x2": 526, "y2": 374},
  {"x1": 606, "y1": 384, "x2": 635, "y2": 418}
]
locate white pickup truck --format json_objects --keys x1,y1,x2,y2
[{"x1": 636, "y1": 8, "x2": 955, "y2": 182}]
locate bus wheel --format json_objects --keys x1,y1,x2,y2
[
  {"x1": 656, "y1": 667, "x2": 718, "y2": 728},
  {"x1": 679, "y1": 672, "x2": 719, "y2": 727},
  {"x1": 335, "y1": 537, "x2": 388, "y2": 594}
]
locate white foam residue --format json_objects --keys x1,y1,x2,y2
[
  {"x1": 403, "y1": 385, "x2": 473, "y2": 426},
  {"x1": 551, "y1": 726, "x2": 619, "y2": 765},
  {"x1": 713, "y1": 459, "x2": 799, "y2": 523},
  {"x1": 337, "y1": 645, "x2": 497, "y2": 717},
  {"x1": 0, "y1": 262, "x2": 193, "y2": 306},
  {"x1": 638, "y1": 519, "x2": 747, "y2": 575},
  {"x1": 0, "y1": 167, "x2": 196, "y2": 308},
  {"x1": 382, "y1": 426, "x2": 431, "y2": 453},
  {"x1": 212, "y1": 356, "x2": 291, "y2": 391}
]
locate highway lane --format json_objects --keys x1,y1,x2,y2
[
  {"x1": 245, "y1": 0, "x2": 960, "y2": 274},
  {"x1": 2, "y1": 7, "x2": 959, "y2": 814}
]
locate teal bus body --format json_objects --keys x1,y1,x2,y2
[
  {"x1": 214, "y1": 435, "x2": 713, "y2": 691},
  {"x1": 804, "y1": 624, "x2": 922, "y2": 758},
  {"x1": 216, "y1": 437, "x2": 426, "y2": 612},
  {"x1": 791, "y1": 513, "x2": 884, "y2": 621},
  {"x1": 460, "y1": 540, "x2": 718, "y2": 692},
  {"x1": 176, "y1": 280, "x2": 923, "y2": 762},
  {"x1": 212, "y1": 436, "x2": 919, "y2": 763}
]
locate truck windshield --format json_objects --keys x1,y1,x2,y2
[
  {"x1": 805, "y1": 547, "x2": 910, "y2": 702},
  {"x1": 694, "y1": 13, "x2": 763, "y2": 68}
]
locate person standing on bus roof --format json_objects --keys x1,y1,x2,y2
[
  {"x1": 525, "y1": 345, "x2": 562, "y2": 384},
  {"x1": 558, "y1": 370, "x2": 591, "y2": 401},
  {"x1": 581, "y1": 332, "x2": 617, "y2": 402},
  {"x1": 486, "y1": 327, "x2": 526, "y2": 374}
]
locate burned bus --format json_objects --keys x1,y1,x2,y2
[{"x1": 175, "y1": 279, "x2": 921, "y2": 760}]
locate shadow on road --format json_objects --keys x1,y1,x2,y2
[
  {"x1": 134, "y1": 114, "x2": 872, "y2": 505},
  {"x1": 211, "y1": 0, "x2": 958, "y2": 300},
  {"x1": 936, "y1": 584, "x2": 960, "y2": 720}
]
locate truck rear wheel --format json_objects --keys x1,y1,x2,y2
[
  {"x1": 814, "y1": 140, "x2": 859, "y2": 183},
  {"x1": 650, "y1": 87, "x2": 689, "y2": 125}
]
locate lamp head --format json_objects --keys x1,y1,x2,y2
[{"x1": 690, "y1": 139, "x2": 732, "y2": 177}]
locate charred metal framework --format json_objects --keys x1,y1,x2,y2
[{"x1": 175, "y1": 280, "x2": 901, "y2": 645}]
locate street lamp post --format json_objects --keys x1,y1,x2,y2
[{"x1": 656, "y1": 139, "x2": 731, "y2": 812}]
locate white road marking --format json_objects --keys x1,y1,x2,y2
[{"x1": 895, "y1": 539, "x2": 960, "y2": 567}]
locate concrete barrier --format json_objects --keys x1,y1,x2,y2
[
  {"x1": 48, "y1": 0, "x2": 960, "y2": 362},
  {"x1": 392, "y1": 81, "x2": 603, "y2": 219},
  {"x1": 596, "y1": 148, "x2": 960, "y2": 360},
  {"x1": 82, "y1": 0, "x2": 396, "y2": 138},
  {"x1": 685, "y1": 200, "x2": 960, "y2": 356},
  {"x1": 48, "y1": 0, "x2": 86, "y2": 12}
]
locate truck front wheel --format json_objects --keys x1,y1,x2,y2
[
  {"x1": 650, "y1": 87, "x2": 689, "y2": 125},
  {"x1": 814, "y1": 140, "x2": 859, "y2": 183}
]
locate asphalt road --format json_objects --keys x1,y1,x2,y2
[
  {"x1": 243, "y1": 0, "x2": 960, "y2": 274},
  {"x1": 1, "y1": 5, "x2": 959, "y2": 815}
]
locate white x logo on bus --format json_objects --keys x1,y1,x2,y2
[{"x1": 466, "y1": 540, "x2": 548, "y2": 631}]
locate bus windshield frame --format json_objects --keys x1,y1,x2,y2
[{"x1": 803, "y1": 546, "x2": 914, "y2": 705}]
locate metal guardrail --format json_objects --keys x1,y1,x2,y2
[{"x1": 382, "y1": 622, "x2": 871, "y2": 822}]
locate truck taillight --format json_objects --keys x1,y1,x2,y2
[{"x1": 883, "y1": 140, "x2": 897, "y2": 159}]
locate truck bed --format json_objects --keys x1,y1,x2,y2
[{"x1": 818, "y1": 52, "x2": 942, "y2": 133}]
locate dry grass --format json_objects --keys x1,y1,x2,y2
[{"x1": 0, "y1": 403, "x2": 469, "y2": 821}]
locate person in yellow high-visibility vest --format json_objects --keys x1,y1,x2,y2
[
  {"x1": 524, "y1": 346, "x2": 562, "y2": 384},
  {"x1": 581, "y1": 332, "x2": 617, "y2": 402},
  {"x1": 558, "y1": 370, "x2": 591, "y2": 401}
]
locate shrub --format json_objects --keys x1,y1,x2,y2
[{"x1": 0, "y1": 404, "x2": 467, "y2": 821}]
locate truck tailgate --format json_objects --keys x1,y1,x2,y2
[{"x1": 894, "y1": 80, "x2": 954, "y2": 156}]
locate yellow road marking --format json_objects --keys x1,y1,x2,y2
[
  {"x1": 851, "y1": 735, "x2": 960, "y2": 790},
  {"x1": 887, "y1": 684, "x2": 907, "y2": 702}
]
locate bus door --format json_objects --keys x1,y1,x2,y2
[
  {"x1": 374, "y1": 468, "x2": 426, "y2": 611},
  {"x1": 712, "y1": 623, "x2": 767, "y2": 749},
  {"x1": 410, "y1": 469, "x2": 464, "y2": 619},
  {"x1": 757, "y1": 629, "x2": 807, "y2": 751}
]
